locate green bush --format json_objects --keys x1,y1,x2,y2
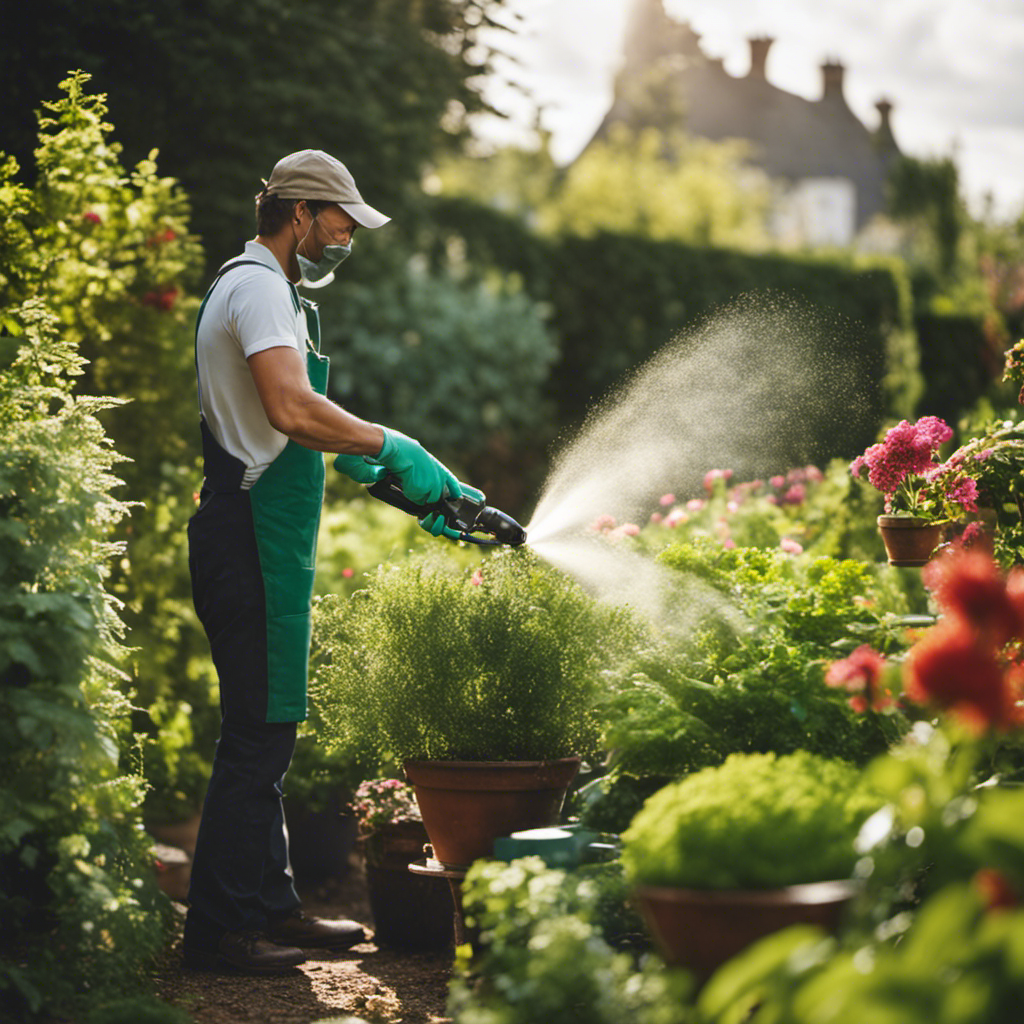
[
  {"x1": 428, "y1": 196, "x2": 918, "y2": 453},
  {"x1": 449, "y1": 857, "x2": 689, "y2": 1024},
  {"x1": 0, "y1": 84, "x2": 171, "y2": 1017},
  {"x1": 621, "y1": 752, "x2": 879, "y2": 890},
  {"x1": 586, "y1": 543, "x2": 908, "y2": 826},
  {"x1": 318, "y1": 252, "x2": 558, "y2": 460},
  {"x1": 311, "y1": 550, "x2": 643, "y2": 764}
]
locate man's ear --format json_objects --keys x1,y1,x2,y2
[{"x1": 293, "y1": 200, "x2": 306, "y2": 224}]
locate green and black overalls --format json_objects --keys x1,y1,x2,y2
[{"x1": 184, "y1": 259, "x2": 328, "y2": 947}]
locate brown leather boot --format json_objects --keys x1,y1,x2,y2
[
  {"x1": 184, "y1": 930, "x2": 307, "y2": 973},
  {"x1": 266, "y1": 909, "x2": 366, "y2": 949}
]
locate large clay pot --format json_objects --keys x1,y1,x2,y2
[
  {"x1": 362, "y1": 821, "x2": 454, "y2": 950},
  {"x1": 634, "y1": 879, "x2": 859, "y2": 981},
  {"x1": 403, "y1": 758, "x2": 580, "y2": 869},
  {"x1": 877, "y1": 514, "x2": 943, "y2": 567}
]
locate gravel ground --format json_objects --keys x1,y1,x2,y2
[{"x1": 154, "y1": 863, "x2": 454, "y2": 1024}]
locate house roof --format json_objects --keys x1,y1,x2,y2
[{"x1": 587, "y1": 0, "x2": 901, "y2": 228}]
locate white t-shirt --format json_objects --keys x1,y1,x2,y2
[{"x1": 196, "y1": 241, "x2": 310, "y2": 488}]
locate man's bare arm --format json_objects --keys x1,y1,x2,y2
[{"x1": 247, "y1": 346, "x2": 384, "y2": 454}]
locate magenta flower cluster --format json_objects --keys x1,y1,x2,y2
[
  {"x1": 850, "y1": 416, "x2": 953, "y2": 496},
  {"x1": 350, "y1": 777, "x2": 420, "y2": 833}
]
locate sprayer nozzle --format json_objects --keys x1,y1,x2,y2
[{"x1": 477, "y1": 507, "x2": 527, "y2": 547}]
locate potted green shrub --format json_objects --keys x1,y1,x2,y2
[
  {"x1": 621, "y1": 750, "x2": 880, "y2": 980},
  {"x1": 312, "y1": 551, "x2": 640, "y2": 868}
]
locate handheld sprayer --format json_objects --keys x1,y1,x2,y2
[{"x1": 366, "y1": 474, "x2": 527, "y2": 547}]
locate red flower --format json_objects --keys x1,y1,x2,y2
[
  {"x1": 973, "y1": 868, "x2": 1019, "y2": 911},
  {"x1": 923, "y1": 549, "x2": 1024, "y2": 646},
  {"x1": 142, "y1": 286, "x2": 179, "y2": 311},
  {"x1": 83, "y1": 211, "x2": 101, "y2": 224},
  {"x1": 826, "y1": 645, "x2": 891, "y2": 711},
  {"x1": 904, "y1": 621, "x2": 1018, "y2": 731}
]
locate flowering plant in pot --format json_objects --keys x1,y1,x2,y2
[
  {"x1": 620, "y1": 750, "x2": 880, "y2": 980},
  {"x1": 850, "y1": 416, "x2": 979, "y2": 565},
  {"x1": 312, "y1": 551, "x2": 642, "y2": 867}
]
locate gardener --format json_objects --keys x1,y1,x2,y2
[{"x1": 184, "y1": 149, "x2": 463, "y2": 973}]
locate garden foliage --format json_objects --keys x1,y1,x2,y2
[
  {"x1": 449, "y1": 857, "x2": 688, "y2": 1024},
  {"x1": 0, "y1": 77, "x2": 171, "y2": 1019},
  {"x1": 621, "y1": 752, "x2": 879, "y2": 890},
  {"x1": 427, "y1": 194, "x2": 919, "y2": 445},
  {"x1": 311, "y1": 551, "x2": 643, "y2": 765},
  {"x1": 4, "y1": 72, "x2": 215, "y2": 823}
]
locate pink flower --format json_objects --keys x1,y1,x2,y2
[
  {"x1": 948, "y1": 477, "x2": 980, "y2": 512},
  {"x1": 782, "y1": 484, "x2": 806, "y2": 505},
  {"x1": 470, "y1": 569, "x2": 484, "y2": 586},
  {"x1": 665, "y1": 509, "x2": 688, "y2": 527},
  {"x1": 659, "y1": 493, "x2": 676, "y2": 507},
  {"x1": 342, "y1": 567, "x2": 354, "y2": 578},
  {"x1": 780, "y1": 538, "x2": 803, "y2": 555},
  {"x1": 770, "y1": 475, "x2": 785, "y2": 489},
  {"x1": 622, "y1": 523, "x2": 640, "y2": 536},
  {"x1": 703, "y1": 469, "x2": 732, "y2": 493},
  {"x1": 83, "y1": 211, "x2": 102, "y2": 225},
  {"x1": 650, "y1": 512, "x2": 663, "y2": 524},
  {"x1": 851, "y1": 417, "x2": 953, "y2": 498},
  {"x1": 591, "y1": 514, "x2": 616, "y2": 533},
  {"x1": 826, "y1": 645, "x2": 891, "y2": 712},
  {"x1": 686, "y1": 498, "x2": 705, "y2": 513},
  {"x1": 974, "y1": 448, "x2": 995, "y2": 462},
  {"x1": 727, "y1": 501, "x2": 739, "y2": 513},
  {"x1": 723, "y1": 538, "x2": 736, "y2": 549},
  {"x1": 805, "y1": 465, "x2": 824, "y2": 483}
]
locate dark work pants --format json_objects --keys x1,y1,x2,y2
[
  {"x1": 183, "y1": 717, "x2": 301, "y2": 949},
  {"x1": 184, "y1": 488, "x2": 302, "y2": 950}
]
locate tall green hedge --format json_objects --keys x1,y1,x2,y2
[
  {"x1": 0, "y1": 78, "x2": 173, "y2": 1020},
  {"x1": 428, "y1": 196, "x2": 918, "y2": 459}
]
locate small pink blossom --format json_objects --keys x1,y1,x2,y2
[
  {"x1": 590, "y1": 514, "x2": 616, "y2": 533},
  {"x1": 83, "y1": 211, "x2": 101, "y2": 224},
  {"x1": 974, "y1": 449, "x2": 995, "y2": 462},
  {"x1": 686, "y1": 498, "x2": 705, "y2": 512},
  {"x1": 805, "y1": 465, "x2": 824, "y2": 483},
  {"x1": 622, "y1": 523, "x2": 640, "y2": 536},
  {"x1": 470, "y1": 569, "x2": 484, "y2": 586},
  {"x1": 770, "y1": 475, "x2": 785, "y2": 489},
  {"x1": 780, "y1": 537, "x2": 803, "y2": 554},
  {"x1": 727, "y1": 501, "x2": 739, "y2": 513},
  {"x1": 650, "y1": 512, "x2": 663, "y2": 524},
  {"x1": 342, "y1": 567, "x2": 354, "y2": 578},
  {"x1": 659, "y1": 493, "x2": 676, "y2": 507},
  {"x1": 948, "y1": 477, "x2": 980, "y2": 512},
  {"x1": 723, "y1": 538, "x2": 736, "y2": 549},
  {"x1": 703, "y1": 469, "x2": 733, "y2": 493},
  {"x1": 782, "y1": 484, "x2": 806, "y2": 505},
  {"x1": 665, "y1": 509, "x2": 688, "y2": 527}
]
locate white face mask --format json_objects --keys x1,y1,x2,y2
[{"x1": 296, "y1": 214, "x2": 352, "y2": 289}]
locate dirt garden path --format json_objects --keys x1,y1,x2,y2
[{"x1": 154, "y1": 857, "x2": 453, "y2": 1024}]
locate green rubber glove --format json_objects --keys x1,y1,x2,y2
[
  {"x1": 333, "y1": 453, "x2": 388, "y2": 485},
  {"x1": 419, "y1": 483, "x2": 485, "y2": 540},
  {"x1": 374, "y1": 426, "x2": 462, "y2": 505}
]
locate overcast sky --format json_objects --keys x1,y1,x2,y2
[{"x1": 477, "y1": 0, "x2": 1024, "y2": 219}]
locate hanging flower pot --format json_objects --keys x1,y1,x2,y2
[
  {"x1": 403, "y1": 758, "x2": 581, "y2": 869},
  {"x1": 876, "y1": 514, "x2": 944, "y2": 567}
]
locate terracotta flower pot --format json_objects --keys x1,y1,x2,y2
[
  {"x1": 634, "y1": 879, "x2": 859, "y2": 982},
  {"x1": 403, "y1": 758, "x2": 580, "y2": 869},
  {"x1": 877, "y1": 514, "x2": 943, "y2": 567}
]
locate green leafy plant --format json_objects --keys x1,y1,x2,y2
[
  {"x1": 311, "y1": 550, "x2": 643, "y2": 764},
  {"x1": 621, "y1": 752, "x2": 880, "y2": 890},
  {"x1": 0, "y1": 81, "x2": 172, "y2": 1018},
  {"x1": 449, "y1": 857, "x2": 689, "y2": 1024}
]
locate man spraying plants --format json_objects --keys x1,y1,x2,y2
[{"x1": 183, "y1": 149, "x2": 516, "y2": 974}]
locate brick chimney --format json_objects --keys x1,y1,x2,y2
[
  {"x1": 821, "y1": 59, "x2": 845, "y2": 99},
  {"x1": 874, "y1": 97, "x2": 898, "y2": 151},
  {"x1": 747, "y1": 36, "x2": 774, "y2": 79}
]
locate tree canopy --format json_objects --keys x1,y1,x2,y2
[{"x1": 0, "y1": 0, "x2": 514, "y2": 268}]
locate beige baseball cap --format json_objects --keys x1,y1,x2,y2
[{"x1": 263, "y1": 149, "x2": 391, "y2": 229}]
